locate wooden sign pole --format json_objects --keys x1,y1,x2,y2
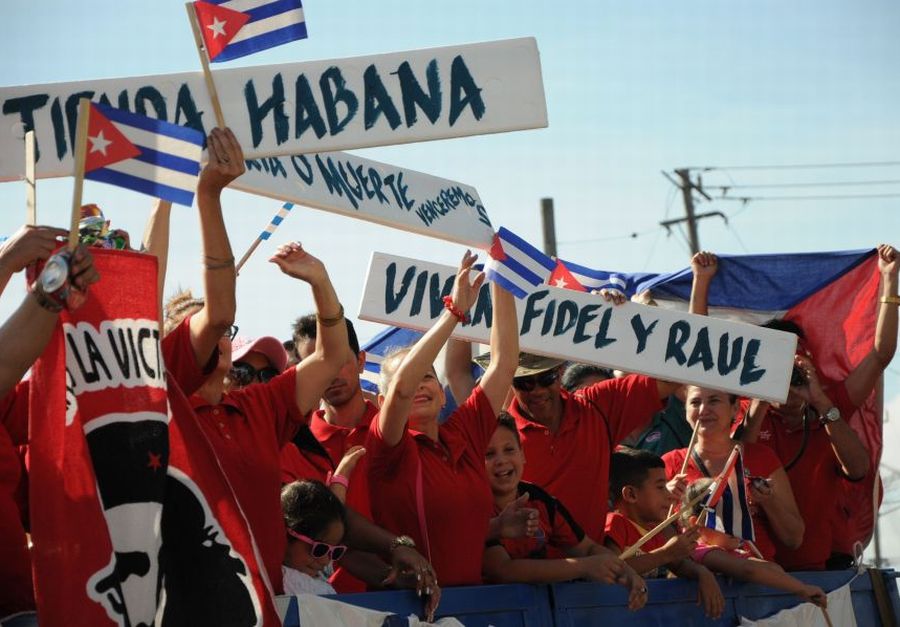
[
  {"x1": 24, "y1": 130, "x2": 36, "y2": 225},
  {"x1": 68, "y1": 99, "x2": 91, "y2": 251},
  {"x1": 185, "y1": 2, "x2": 226, "y2": 129}
]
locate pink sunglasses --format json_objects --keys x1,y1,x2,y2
[{"x1": 287, "y1": 528, "x2": 347, "y2": 561}]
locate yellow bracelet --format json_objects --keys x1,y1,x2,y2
[{"x1": 881, "y1": 295, "x2": 900, "y2": 305}]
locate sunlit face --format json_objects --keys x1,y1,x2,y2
[
  {"x1": 406, "y1": 368, "x2": 445, "y2": 428},
  {"x1": 685, "y1": 386, "x2": 737, "y2": 439},
  {"x1": 485, "y1": 426, "x2": 524, "y2": 496},
  {"x1": 322, "y1": 349, "x2": 364, "y2": 407},
  {"x1": 284, "y1": 519, "x2": 345, "y2": 578},
  {"x1": 511, "y1": 368, "x2": 562, "y2": 424},
  {"x1": 632, "y1": 467, "x2": 673, "y2": 524}
]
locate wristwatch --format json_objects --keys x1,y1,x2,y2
[
  {"x1": 389, "y1": 535, "x2": 416, "y2": 552},
  {"x1": 820, "y1": 406, "x2": 841, "y2": 424},
  {"x1": 32, "y1": 252, "x2": 71, "y2": 312}
]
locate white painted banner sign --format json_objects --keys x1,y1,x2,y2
[
  {"x1": 358, "y1": 252, "x2": 797, "y2": 402},
  {"x1": 235, "y1": 152, "x2": 495, "y2": 248},
  {"x1": 0, "y1": 38, "x2": 547, "y2": 182}
]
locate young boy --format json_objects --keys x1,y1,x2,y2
[{"x1": 606, "y1": 448, "x2": 725, "y2": 619}]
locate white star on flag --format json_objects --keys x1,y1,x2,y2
[
  {"x1": 88, "y1": 131, "x2": 112, "y2": 156},
  {"x1": 554, "y1": 277, "x2": 569, "y2": 288},
  {"x1": 206, "y1": 17, "x2": 227, "y2": 38}
]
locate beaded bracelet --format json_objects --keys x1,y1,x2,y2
[{"x1": 442, "y1": 295, "x2": 470, "y2": 324}]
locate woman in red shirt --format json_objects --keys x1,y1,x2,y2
[
  {"x1": 366, "y1": 251, "x2": 518, "y2": 587},
  {"x1": 663, "y1": 386, "x2": 804, "y2": 562}
]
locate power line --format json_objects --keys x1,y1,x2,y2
[
  {"x1": 692, "y1": 161, "x2": 900, "y2": 172},
  {"x1": 714, "y1": 192, "x2": 900, "y2": 202},
  {"x1": 708, "y1": 179, "x2": 900, "y2": 190}
]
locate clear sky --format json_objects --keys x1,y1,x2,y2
[{"x1": 2, "y1": 0, "x2": 899, "y2": 560}]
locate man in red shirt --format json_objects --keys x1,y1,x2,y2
[
  {"x1": 503, "y1": 353, "x2": 678, "y2": 543},
  {"x1": 740, "y1": 245, "x2": 897, "y2": 570}
]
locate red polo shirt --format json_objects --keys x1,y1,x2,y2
[
  {"x1": 0, "y1": 383, "x2": 33, "y2": 617},
  {"x1": 310, "y1": 401, "x2": 378, "y2": 519},
  {"x1": 279, "y1": 440, "x2": 332, "y2": 484},
  {"x1": 752, "y1": 381, "x2": 858, "y2": 570},
  {"x1": 507, "y1": 374, "x2": 663, "y2": 542},
  {"x1": 489, "y1": 481, "x2": 585, "y2": 560},
  {"x1": 662, "y1": 443, "x2": 782, "y2": 561},
  {"x1": 190, "y1": 367, "x2": 304, "y2": 593},
  {"x1": 366, "y1": 387, "x2": 496, "y2": 587}
]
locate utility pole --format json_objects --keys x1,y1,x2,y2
[
  {"x1": 540, "y1": 197, "x2": 557, "y2": 257},
  {"x1": 676, "y1": 169, "x2": 700, "y2": 254},
  {"x1": 661, "y1": 169, "x2": 720, "y2": 254}
]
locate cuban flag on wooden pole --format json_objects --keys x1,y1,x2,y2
[
  {"x1": 700, "y1": 445, "x2": 756, "y2": 544},
  {"x1": 193, "y1": 0, "x2": 308, "y2": 63},
  {"x1": 83, "y1": 102, "x2": 204, "y2": 207},
  {"x1": 484, "y1": 227, "x2": 556, "y2": 298},
  {"x1": 235, "y1": 203, "x2": 294, "y2": 274}
]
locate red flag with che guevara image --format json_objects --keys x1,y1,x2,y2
[{"x1": 29, "y1": 248, "x2": 277, "y2": 626}]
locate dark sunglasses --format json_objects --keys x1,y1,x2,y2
[
  {"x1": 287, "y1": 528, "x2": 347, "y2": 561},
  {"x1": 512, "y1": 369, "x2": 559, "y2": 392},
  {"x1": 223, "y1": 325, "x2": 239, "y2": 341},
  {"x1": 229, "y1": 361, "x2": 279, "y2": 387}
]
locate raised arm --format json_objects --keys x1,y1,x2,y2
[
  {"x1": 269, "y1": 242, "x2": 347, "y2": 415},
  {"x1": 689, "y1": 251, "x2": 717, "y2": 316},
  {"x1": 478, "y1": 282, "x2": 519, "y2": 415},
  {"x1": 378, "y1": 251, "x2": 484, "y2": 446},
  {"x1": 443, "y1": 338, "x2": 477, "y2": 405},
  {"x1": 140, "y1": 199, "x2": 172, "y2": 321},
  {"x1": 844, "y1": 244, "x2": 898, "y2": 406},
  {"x1": 797, "y1": 356, "x2": 869, "y2": 480},
  {"x1": 0, "y1": 246, "x2": 99, "y2": 397},
  {"x1": 188, "y1": 128, "x2": 243, "y2": 366}
]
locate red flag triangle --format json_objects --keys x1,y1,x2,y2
[
  {"x1": 548, "y1": 260, "x2": 587, "y2": 291},
  {"x1": 84, "y1": 104, "x2": 141, "y2": 173},
  {"x1": 488, "y1": 233, "x2": 507, "y2": 261},
  {"x1": 193, "y1": 1, "x2": 251, "y2": 61}
]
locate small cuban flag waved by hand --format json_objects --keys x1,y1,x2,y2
[
  {"x1": 194, "y1": 0, "x2": 308, "y2": 63},
  {"x1": 84, "y1": 102, "x2": 204, "y2": 206},
  {"x1": 485, "y1": 227, "x2": 556, "y2": 298}
]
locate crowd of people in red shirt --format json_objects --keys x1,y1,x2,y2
[{"x1": 0, "y1": 129, "x2": 897, "y2": 623}]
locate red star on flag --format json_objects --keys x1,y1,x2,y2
[
  {"x1": 488, "y1": 232, "x2": 507, "y2": 261},
  {"x1": 147, "y1": 451, "x2": 163, "y2": 472},
  {"x1": 548, "y1": 259, "x2": 587, "y2": 292},
  {"x1": 84, "y1": 103, "x2": 141, "y2": 172},
  {"x1": 193, "y1": 1, "x2": 251, "y2": 61}
]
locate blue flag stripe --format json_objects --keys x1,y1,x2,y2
[
  {"x1": 241, "y1": 0, "x2": 303, "y2": 22},
  {"x1": 497, "y1": 227, "x2": 556, "y2": 272},
  {"x1": 500, "y1": 254, "x2": 545, "y2": 286},
  {"x1": 86, "y1": 169, "x2": 195, "y2": 207},
  {"x1": 132, "y1": 147, "x2": 201, "y2": 176},
  {"x1": 485, "y1": 268, "x2": 529, "y2": 299},
  {"x1": 212, "y1": 23, "x2": 307, "y2": 62},
  {"x1": 94, "y1": 103, "x2": 205, "y2": 145}
]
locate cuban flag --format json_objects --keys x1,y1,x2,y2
[
  {"x1": 194, "y1": 0, "x2": 308, "y2": 63},
  {"x1": 549, "y1": 258, "x2": 636, "y2": 297},
  {"x1": 634, "y1": 249, "x2": 882, "y2": 550},
  {"x1": 701, "y1": 446, "x2": 756, "y2": 542},
  {"x1": 359, "y1": 326, "x2": 423, "y2": 394},
  {"x1": 84, "y1": 102, "x2": 204, "y2": 207},
  {"x1": 485, "y1": 227, "x2": 556, "y2": 299}
]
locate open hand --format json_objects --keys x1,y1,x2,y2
[
  {"x1": 334, "y1": 446, "x2": 365, "y2": 479},
  {"x1": 269, "y1": 242, "x2": 329, "y2": 286},
  {"x1": 449, "y1": 250, "x2": 485, "y2": 313}
]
